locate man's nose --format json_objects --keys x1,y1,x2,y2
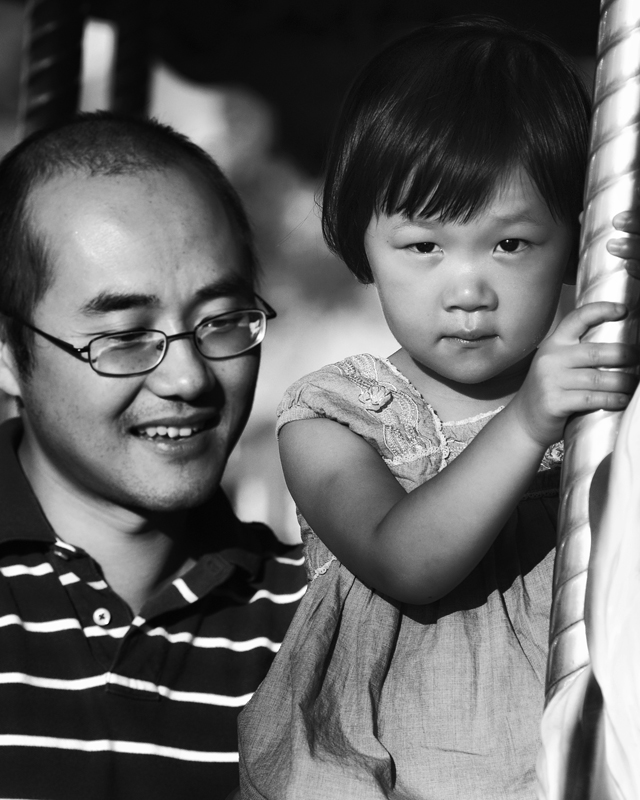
[
  {"x1": 442, "y1": 263, "x2": 498, "y2": 312},
  {"x1": 144, "y1": 337, "x2": 216, "y2": 401}
]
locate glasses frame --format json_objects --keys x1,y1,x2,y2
[{"x1": 15, "y1": 294, "x2": 277, "y2": 377}]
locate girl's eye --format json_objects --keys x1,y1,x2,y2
[
  {"x1": 410, "y1": 242, "x2": 440, "y2": 254},
  {"x1": 497, "y1": 238, "x2": 526, "y2": 253}
]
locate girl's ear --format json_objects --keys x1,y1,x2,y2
[
  {"x1": 0, "y1": 317, "x2": 23, "y2": 400},
  {"x1": 563, "y1": 255, "x2": 578, "y2": 286},
  {"x1": 563, "y1": 214, "x2": 582, "y2": 285}
]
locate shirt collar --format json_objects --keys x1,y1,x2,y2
[
  {"x1": 0, "y1": 418, "x2": 56, "y2": 546},
  {"x1": 0, "y1": 418, "x2": 276, "y2": 582}
]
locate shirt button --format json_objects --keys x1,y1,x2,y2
[{"x1": 93, "y1": 608, "x2": 111, "y2": 626}]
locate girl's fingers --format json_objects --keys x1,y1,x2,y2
[
  {"x1": 623, "y1": 260, "x2": 640, "y2": 279},
  {"x1": 553, "y1": 301, "x2": 628, "y2": 342},
  {"x1": 568, "y1": 341, "x2": 639, "y2": 369},
  {"x1": 563, "y1": 366, "x2": 639, "y2": 395},
  {"x1": 608, "y1": 214, "x2": 640, "y2": 276},
  {"x1": 562, "y1": 388, "x2": 634, "y2": 413},
  {"x1": 607, "y1": 237, "x2": 640, "y2": 264},
  {"x1": 612, "y1": 211, "x2": 640, "y2": 234}
]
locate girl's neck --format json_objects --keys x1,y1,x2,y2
[{"x1": 388, "y1": 348, "x2": 533, "y2": 422}]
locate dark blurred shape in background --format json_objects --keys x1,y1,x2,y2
[
  {"x1": 0, "y1": 0, "x2": 598, "y2": 539},
  {"x1": 4, "y1": 0, "x2": 599, "y2": 172},
  {"x1": 148, "y1": 0, "x2": 599, "y2": 175}
]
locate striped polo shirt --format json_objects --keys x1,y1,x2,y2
[{"x1": 0, "y1": 419, "x2": 306, "y2": 800}]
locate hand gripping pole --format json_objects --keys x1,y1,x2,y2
[{"x1": 538, "y1": 2, "x2": 640, "y2": 797}]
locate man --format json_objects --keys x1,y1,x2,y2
[{"x1": 0, "y1": 113, "x2": 305, "y2": 799}]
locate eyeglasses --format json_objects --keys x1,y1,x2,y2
[{"x1": 16, "y1": 295, "x2": 277, "y2": 377}]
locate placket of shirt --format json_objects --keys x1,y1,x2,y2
[
  {"x1": 50, "y1": 541, "x2": 134, "y2": 673},
  {"x1": 53, "y1": 542, "x2": 238, "y2": 700}
]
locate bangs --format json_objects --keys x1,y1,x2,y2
[
  {"x1": 377, "y1": 105, "x2": 521, "y2": 225},
  {"x1": 371, "y1": 39, "x2": 581, "y2": 225}
]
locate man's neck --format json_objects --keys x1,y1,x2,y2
[{"x1": 18, "y1": 439, "x2": 195, "y2": 615}]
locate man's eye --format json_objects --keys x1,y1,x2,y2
[
  {"x1": 497, "y1": 238, "x2": 525, "y2": 253},
  {"x1": 103, "y1": 332, "x2": 149, "y2": 350},
  {"x1": 410, "y1": 242, "x2": 439, "y2": 254},
  {"x1": 201, "y1": 315, "x2": 241, "y2": 332},
  {"x1": 103, "y1": 331, "x2": 147, "y2": 345}
]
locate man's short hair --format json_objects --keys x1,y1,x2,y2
[{"x1": 0, "y1": 111, "x2": 259, "y2": 376}]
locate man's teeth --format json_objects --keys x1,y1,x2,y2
[{"x1": 139, "y1": 425, "x2": 199, "y2": 439}]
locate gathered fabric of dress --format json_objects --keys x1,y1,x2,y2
[{"x1": 238, "y1": 354, "x2": 562, "y2": 800}]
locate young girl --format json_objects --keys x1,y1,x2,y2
[{"x1": 238, "y1": 17, "x2": 640, "y2": 800}]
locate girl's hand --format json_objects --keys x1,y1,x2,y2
[
  {"x1": 607, "y1": 211, "x2": 640, "y2": 278},
  {"x1": 510, "y1": 302, "x2": 639, "y2": 448}
]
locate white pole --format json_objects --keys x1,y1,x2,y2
[{"x1": 538, "y1": 2, "x2": 640, "y2": 797}]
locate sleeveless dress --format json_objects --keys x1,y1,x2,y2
[{"x1": 238, "y1": 354, "x2": 562, "y2": 800}]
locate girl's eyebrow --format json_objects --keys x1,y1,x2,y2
[
  {"x1": 488, "y1": 212, "x2": 545, "y2": 225},
  {"x1": 391, "y1": 217, "x2": 439, "y2": 230},
  {"x1": 394, "y1": 210, "x2": 546, "y2": 229}
]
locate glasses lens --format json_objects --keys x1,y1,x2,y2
[
  {"x1": 89, "y1": 331, "x2": 166, "y2": 375},
  {"x1": 196, "y1": 310, "x2": 266, "y2": 358}
]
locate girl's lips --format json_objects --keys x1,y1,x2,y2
[
  {"x1": 446, "y1": 329, "x2": 496, "y2": 340},
  {"x1": 445, "y1": 333, "x2": 497, "y2": 343}
]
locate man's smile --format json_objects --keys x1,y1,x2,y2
[{"x1": 131, "y1": 413, "x2": 220, "y2": 443}]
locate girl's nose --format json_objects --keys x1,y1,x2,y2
[
  {"x1": 144, "y1": 337, "x2": 216, "y2": 401},
  {"x1": 442, "y1": 267, "x2": 498, "y2": 312}
]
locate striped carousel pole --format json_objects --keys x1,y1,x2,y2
[
  {"x1": 19, "y1": 0, "x2": 87, "y2": 138},
  {"x1": 539, "y1": 1, "x2": 640, "y2": 797},
  {"x1": 19, "y1": 0, "x2": 152, "y2": 136}
]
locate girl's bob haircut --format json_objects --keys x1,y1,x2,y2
[{"x1": 322, "y1": 16, "x2": 591, "y2": 284}]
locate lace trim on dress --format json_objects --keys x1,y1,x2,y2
[
  {"x1": 301, "y1": 354, "x2": 564, "y2": 582},
  {"x1": 311, "y1": 554, "x2": 337, "y2": 581},
  {"x1": 379, "y1": 358, "x2": 509, "y2": 470},
  {"x1": 540, "y1": 440, "x2": 564, "y2": 470},
  {"x1": 344, "y1": 354, "x2": 561, "y2": 472},
  {"x1": 339, "y1": 354, "x2": 449, "y2": 469},
  {"x1": 441, "y1": 407, "x2": 505, "y2": 427},
  {"x1": 382, "y1": 357, "x2": 504, "y2": 428}
]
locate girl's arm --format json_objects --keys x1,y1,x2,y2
[{"x1": 281, "y1": 302, "x2": 638, "y2": 604}]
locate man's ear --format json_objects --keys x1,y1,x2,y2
[{"x1": 0, "y1": 316, "x2": 24, "y2": 399}]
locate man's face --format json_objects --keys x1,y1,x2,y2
[{"x1": 12, "y1": 165, "x2": 260, "y2": 513}]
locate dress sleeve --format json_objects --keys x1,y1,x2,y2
[
  {"x1": 275, "y1": 372, "x2": 332, "y2": 436},
  {"x1": 275, "y1": 363, "x2": 376, "y2": 439},
  {"x1": 275, "y1": 356, "x2": 446, "y2": 491}
]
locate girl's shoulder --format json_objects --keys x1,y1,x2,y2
[
  {"x1": 276, "y1": 354, "x2": 448, "y2": 475},
  {"x1": 278, "y1": 352, "x2": 404, "y2": 411},
  {"x1": 277, "y1": 352, "x2": 423, "y2": 428},
  {"x1": 276, "y1": 354, "x2": 563, "y2": 483}
]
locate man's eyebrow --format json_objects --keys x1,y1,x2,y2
[
  {"x1": 80, "y1": 279, "x2": 254, "y2": 316},
  {"x1": 80, "y1": 292, "x2": 160, "y2": 316},
  {"x1": 194, "y1": 278, "x2": 255, "y2": 303}
]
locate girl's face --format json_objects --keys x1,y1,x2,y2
[{"x1": 364, "y1": 170, "x2": 573, "y2": 395}]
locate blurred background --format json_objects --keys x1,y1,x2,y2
[{"x1": 0, "y1": 0, "x2": 599, "y2": 541}]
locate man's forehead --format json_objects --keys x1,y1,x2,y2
[
  {"x1": 27, "y1": 165, "x2": 253, "y2": 314},
  {"x1": 28, "y1": 162, "x2": 219, "y2": 218}
]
